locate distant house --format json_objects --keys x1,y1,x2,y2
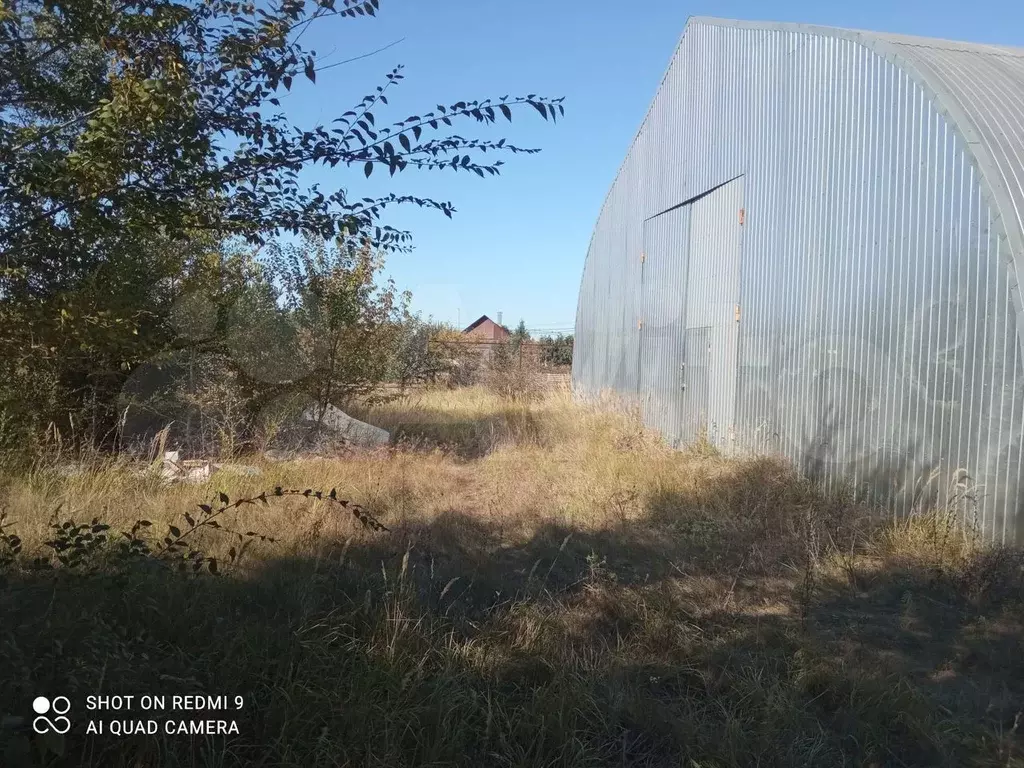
[
  {"x1": 460, "y1": 315, "x2": 545, "y2": 368},
  {"x1": 462, "y1": 315, "x2": 509, "y2": 342},
  {"x1": 460, "y1": 315, "x2": 510, "y2": 364}
]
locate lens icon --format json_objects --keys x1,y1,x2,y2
[{"x1": 32, "y1": 695, "x2": 71, "y2": 734}]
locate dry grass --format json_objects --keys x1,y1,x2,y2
[{"x1": 1, "y1": 386, "x2": 1022, "y2": 767}]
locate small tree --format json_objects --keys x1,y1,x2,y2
[
  {"x1": 506, "y1": 318, "x2": 531, "y2": 368},
  {"x1": 177, "y1": 353, "x2": 250, "y2": 458},
  {"x1": 483, "y1": 331, "x2": 539, "y2": 402},
  {"x1": 262, "y1": 235, "x2": 406, "y2": 435},
  {"x1": 431, "y1": 327, "x2": 483, "y2": 387},
  {"x1": 389, "y1": 315, "x2": 463, "y2": 391},
  {"x1": 511, "y1": 319, "x2": 530, "y2": 352}
]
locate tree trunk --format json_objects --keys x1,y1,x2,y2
[{"x1": 315, "y1": 338, "x2": 341, "y2": 438}]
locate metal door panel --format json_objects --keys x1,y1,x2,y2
[
  {"x1": 682, "y1": 326, "x2": 711, "y2": 442},
  {"x1": 685, "y1": 177, "x2": 744, "y2": 450},
  {"x1": 639, "y1": 207, "x2": 690, "y2": 445}
]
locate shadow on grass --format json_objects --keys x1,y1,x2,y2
[
  {"x1": 808, "y1": 548, "x2": 1024, "y2": 747},
  {"x1": 1, "y1": 474, "x2": 1022, "y2": 767},
  {"x1": 363, "y1": 405, "x2": 549, "y2": 460}
]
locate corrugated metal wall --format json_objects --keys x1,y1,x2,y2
[
  {"x1": 639, "y1": 206, "x2": 689, "y2": 445},
  {"x1": 573, "y1": 18, "x2": 1024, "y2": 543},
  {"x1": 687, "y1": 178, "x2": 744, "y2": 448}
]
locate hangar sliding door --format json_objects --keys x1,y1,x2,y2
[
  {"x1": 682, "y1": 177, "x2": 744, "y2": 449},
  {"x1": 638, "y1": 176, "x2": 744, "y2": 450},
  {"x1": 638, "y1": 206, "x2": 689, "y2": 447}
]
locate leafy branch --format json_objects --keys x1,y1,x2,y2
[
  {"x1": 1, "y1": 0, "x2": 566, "y2": 255},
  {"x1": 0, "y1": 487, "x2": 387, "y2": 576}
]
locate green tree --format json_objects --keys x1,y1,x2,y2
[
  {"x1": 539, "y1": 333, "x2": 573, "y2": 367},
  {"x1": 261, "y1": 235, "x2": 406, "y2": 434},
  {"x1": 0, "y1": 0, "x2": 564, "y2": 452},
  {"x1": 1, "y1": 0, "x2": 564, "y2": 261},
  {"x1": 510, "y1": 319, "x2": 530, "y2": 355},
  {"x1": 388, "y1": 315, "x2": 464, "y2": 392}
]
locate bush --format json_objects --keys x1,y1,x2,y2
[
  {"x1": 483, "y1": 340, "x2": 541, "y2": 402},
  {"x1": 117, "y1": 351, "x2": 253, "y2": 459}
]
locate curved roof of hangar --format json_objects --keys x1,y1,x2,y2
[{"x1": 689, "y1": 16, "x2": 1024, "y2": 286}]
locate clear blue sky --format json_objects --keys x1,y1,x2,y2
[{"x1": 285, "y1": 0, "x2": 1024, "y2": 336}]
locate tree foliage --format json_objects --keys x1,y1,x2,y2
[
  {"x1": 510, "y1": 318, "x2": 530, "y2": 354},
  {"x1": 388, "y1": 315, "x2": 470, "y2": 391},
  {"x1": 119, "y1": 236, "x2": 413, "y2": 452},
  {"x1": 0, "y1": 0, "x2": 563, "y2": 454},
  {"x1": 0, "y1": 0, "x2": 564, "y2": 264},
  {"x1": 264, "y1": 236, "x2": 406, "y2": 416},
  {"x1": 538, "y1": 333, "x2": 573, "y2": 367}
]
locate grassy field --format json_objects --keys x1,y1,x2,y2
[{"x1": 1, "y1": 387, "x2": 1022, "y2": 767}]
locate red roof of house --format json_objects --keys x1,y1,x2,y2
[{"x1": 462, "y1": 315, "x2": 509, "y2": 338}]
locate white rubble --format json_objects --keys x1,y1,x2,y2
[
  {"x1": 301, "y1": 404, "x2": 390, "y2": 448},
  {"x1": 158, "y1": 452, "x2": 211, "y2": 484},
  {"x1": 156, "y1": 451, "x2": 261, "y2": 484}
]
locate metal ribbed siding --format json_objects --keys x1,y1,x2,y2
[
  {"x1": 572, "y1": 17, "x2": 1024, "y2": 543},
  {"x1": 687, "y1": 178, "x2": 743, "y2": 449},
  {"x1": 846, "y1": 32, "x2": 1024, "y2": 315},
  {"x1": 639, "y1": 206, "x2": 689, "y2": 444}
]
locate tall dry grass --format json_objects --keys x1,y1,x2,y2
[{"x1": 0, "y1": 386, "x2": 1022, "y2": 767}]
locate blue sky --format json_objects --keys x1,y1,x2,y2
[{"x1": 285, "y1": 0, "x2": 1024, "y2": 336}]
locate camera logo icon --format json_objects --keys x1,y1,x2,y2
[{"x1": 32, "y1": 696, "x2": 71, "y2": 735}]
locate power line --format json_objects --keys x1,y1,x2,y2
[{"x1": 316, "y1": 37, "x2": 406, "y2": 72}]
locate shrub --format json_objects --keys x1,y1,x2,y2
[{"x1": 483, "y1": 340, "x2": 541, "y2": 402}]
